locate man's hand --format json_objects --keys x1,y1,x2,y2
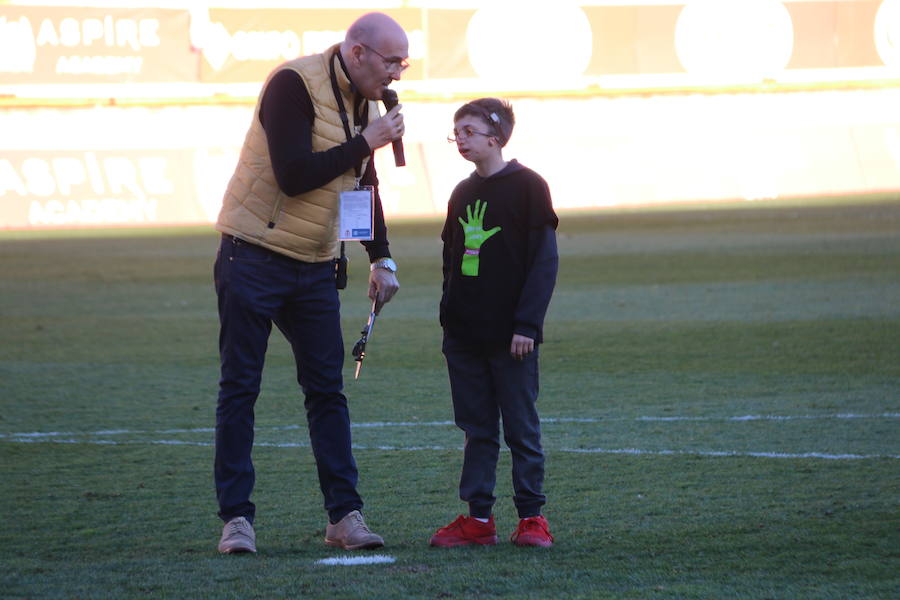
[
  {"x1": 510, "y1": 334, "x2": 534, "y2": 361},
  {"x1": 361, "y1": 104, "x2": 404, "y2": 150},
  {"x1": 368, "y1": 268, "x2": 399, "y2": 314}
]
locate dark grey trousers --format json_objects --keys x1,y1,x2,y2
[{"x1": 442, "y1": 334, "x2": 546, "y2": 519}]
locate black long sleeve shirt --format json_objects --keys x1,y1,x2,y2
[
  {"x1": 441, "y1": 160, "x2": 559, "y2": 347},
  {"x1": 259, "y1": 68, "x2": 391, "y2": 261}
]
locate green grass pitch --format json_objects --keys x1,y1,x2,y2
[{"x1": 1, "y1": 197, "x2": 898, "y2": 599}]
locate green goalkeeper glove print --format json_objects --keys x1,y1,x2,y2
[{"x1": 458, "y1": 199, "x2": 501, "y2": 276}]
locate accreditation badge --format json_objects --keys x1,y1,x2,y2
[{"x1": 338, "y1": 186, "x2": 374, "y2": 241}]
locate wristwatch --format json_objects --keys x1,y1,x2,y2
[{"x1": 370, "y1": 257, "x2": 398, "y2": 273}]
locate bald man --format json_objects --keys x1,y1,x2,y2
[{"x1": 213, "y1": 13, "x2": 409, "y2": 554}]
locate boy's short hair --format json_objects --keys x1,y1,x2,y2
[{"x1": 454, "y1": 98, "x2": 515, "y2": 147}]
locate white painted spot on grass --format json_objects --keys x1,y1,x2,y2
[{"x1": 315, "y1": 555, "x2": 395, "y2": 566}]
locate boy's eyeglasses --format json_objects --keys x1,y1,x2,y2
[
  {"x1": 447, "y1": 126, "x2": 494, "y2": 143},
  {"x1": 361, "y1": 43, "x2": 410, "y2": 73}
]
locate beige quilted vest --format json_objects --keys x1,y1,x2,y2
[{"x1": 216, "y1": 44, "x2": 376, "y2": 263}]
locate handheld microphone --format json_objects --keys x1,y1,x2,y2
[{"x1": 381, "y1": 89, "x2": 406, "y2": 167}]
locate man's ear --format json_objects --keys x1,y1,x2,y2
[{"x1": 348, "y1": 43, "x2": 364, "y2": 65}]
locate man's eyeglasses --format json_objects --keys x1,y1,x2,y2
[
  {"x1": 447, "y1": 126, "x2": 494, "y2": 143},
  {"x1": 361, "y1": 43, "x2": 409, "y2": 73}
]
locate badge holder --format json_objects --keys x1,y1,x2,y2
[{"x1": 338, "y1": 183, "x2": 375, "y2": 241}]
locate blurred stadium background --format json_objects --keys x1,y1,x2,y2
[{"x1": 1, "y1": 0, "x2": 899, "y2": 230}]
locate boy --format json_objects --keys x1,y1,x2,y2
[{"x1": 430, "y1": 98, "x2": 559, "y2": 548}]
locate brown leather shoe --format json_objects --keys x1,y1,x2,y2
[
  {"x1": 217, "y1": 516, "x2": 257, "y2": 554},
  {"x1": 324, "y1": 510, "x2": 385, "y2": 550}
]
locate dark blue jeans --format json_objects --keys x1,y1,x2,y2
[
  {"x1": 214, "y1": 234, "x2": 361, "y2": 525},
  {"x1": 442, "y1": 333, "x2": 546, "y2": 519}
]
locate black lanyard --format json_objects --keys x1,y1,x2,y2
[
  {"x1": 329, "y1": 51, "x2": 367, "y2": 182},
  {"x1": 329, "y1": 50, "x2": 370, "y2": 265}
]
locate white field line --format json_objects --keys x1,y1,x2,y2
[
  {"x1": 2, "y1": 412, "x2": 898, "y2": 440},
  {"x1": 3, "y1": 437, "x2": 899, "y2": 461},
  {"x1": 2, "y1": 413, "x2": 898, "y2": 460},
  {"x1": 559, "y1": 448, "x2": 900, "y2": 460}
]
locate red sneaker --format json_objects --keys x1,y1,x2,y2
[
  {"x1": 510, "y1": 515, "x2": 554, "y2": 547},
  {"x1": 429, "y1": 515, "x2": 498, "y2": 547}
]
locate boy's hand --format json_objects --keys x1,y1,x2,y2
[
  {"x1": 458, "y1": 199, "x2": 501, "y2": 276},
  {"x1": 510, "y1": 334, "x2": 534, "y2": 360}
]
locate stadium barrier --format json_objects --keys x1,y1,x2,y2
[{"x1": 1, "y1": 1, "x2": 899, "y2": 228}]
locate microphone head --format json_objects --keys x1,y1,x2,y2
[{"x1": 382, "y1": 88, "x2": 399, "y2": 109}]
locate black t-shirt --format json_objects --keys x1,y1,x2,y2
[{"x1": 440, "y1": 160, "x2": 559, "y2": 349}]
